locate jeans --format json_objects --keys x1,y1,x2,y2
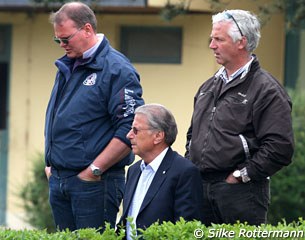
[
  {"x1": 48, "y1": 169, "x2": 125, "y2": 231},
  {"x1": 201, "y1": 178, "x2": 270, "y2": 226}
]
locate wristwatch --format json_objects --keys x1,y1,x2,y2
[
  {"x1": 233, "y1": 167, "x2": 251, "y2": 183},
  {"x1": 90, "y1": 163, "x2": 103, "y2": 176}
]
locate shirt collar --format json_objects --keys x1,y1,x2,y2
[
  {"x1": 215, "y1": 56, "x2": 254, "y2": 84},
  {"x1": 140, "y1": 147, "x2": 169, "y2": 172},
  {"x1": 82, "y1": 33, "x2": 104, "y2": 59}
]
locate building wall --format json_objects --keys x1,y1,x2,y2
[
  {"x1": 298, "y1": 30, "x2": 305, "y2": 89},
  {"x1": 0, "y1": 2, "x2": 285, "y2": 228}
]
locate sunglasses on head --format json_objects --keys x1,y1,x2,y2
[
  {"x1": 224, "y1": 11, "x2": 244, "y2": 37},
  {"x1": 53, "y1": 28, "x2": 82, "y2": 45}
]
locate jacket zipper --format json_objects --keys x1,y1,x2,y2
[{"x1": 210, "y1": 106, "x2": 216, "y2": 121}]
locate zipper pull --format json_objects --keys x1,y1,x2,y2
[{"x1": 210, "y1": 107, "x2": 216, "y2": 120}]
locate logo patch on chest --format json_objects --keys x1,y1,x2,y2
[
  {"x1": 83, "y1": 73, "x2": 97, "y2": 86},
  {"x1": 238, "y1": 92, "x2": 248, "y2": 104}
]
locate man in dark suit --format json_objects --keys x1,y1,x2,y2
[{"x1": 119, "y1": 103, "x2": 203, "y2": 240}]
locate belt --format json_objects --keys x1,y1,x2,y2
[
  {"x1": 50, "y1": 167, "x2": 79, "y2": 178},
  {"x1": 51, "y1": 166, "x2": 125, "y2": 179}
]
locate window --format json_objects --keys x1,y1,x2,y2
[
  {"x1": 0, "y1": 26, "x2": 10, "y2": 130},
  {"x1": 120, "y1": 26, "x2": 182, "y2": 64}
]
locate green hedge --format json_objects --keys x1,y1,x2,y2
[
  {"x1": 1, "y1": 218, "x2": 305, "y2": 239},
  {"x1": 267, "y1": 89, "x2": 305, "y2": 224}
]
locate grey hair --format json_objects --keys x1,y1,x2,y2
[
  {"x1": 49, "y1": 2, "x2": 97, "y2": 32},
  {"x1": 212, "y1": 9, "x2": 261, "y2": 52},
  {"x1": 135, "y1": 104, "x2": 178, "y2": 146}
]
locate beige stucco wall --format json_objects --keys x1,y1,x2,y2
[
  {"x1": 0, "y1": 0, "x2": 285, "y2": 228},
  {"x1": 1, "y1": 12, "x2": 57, "y2": 228}
]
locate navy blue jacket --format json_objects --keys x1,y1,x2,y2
[
  {"x1": 119, "y1": 148, "x2": 204, "y2": 230},
  {"x1": 44, "y1": 37, "x2": 144, "y2": 177}
]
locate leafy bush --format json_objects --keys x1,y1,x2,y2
[
  {"x1": 0, "y1": 223, "x2": 122, "y2": 239},
  {"x1": 18, "y1": 153, "x2": 55, "y2": 232},
  {"x1": 268, "y1": 89, "x2": 305, "y2": 224},
  {"x1": 1, "y1": 218, "x2": 305, "y2": 239}
]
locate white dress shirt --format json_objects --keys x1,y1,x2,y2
[{"x1": 126, "y1": 147, "x2": 168, "y2": 240}]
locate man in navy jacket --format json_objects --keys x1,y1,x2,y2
[
  {"x1": 119, "y1": 104, "x2": 203, "y2": 239},
  {"x1": 44, "y1": 2, "x2": 144, "y2": 231}
]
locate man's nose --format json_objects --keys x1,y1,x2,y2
[{"x1": 126, "y1": 129, "x2": 133, "y2": 139}]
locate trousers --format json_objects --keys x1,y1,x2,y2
[
  {"x1": 201, "y1": 177, "x2": 270, "y2": 226},
  {"x1": 48, "y1": 168, "x2": 125, "y2": 231}
]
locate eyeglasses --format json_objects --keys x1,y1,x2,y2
[
  {"x1": 224, "y1": 12, "x2": 244, "y2": 37},
  {"x1": 131, "y1": 127, "x2": 153, "y2": 135},
  {"x1": 53, "y1": 28, "x2": 82, "y2": 45}
]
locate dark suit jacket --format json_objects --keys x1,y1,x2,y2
[{"x1": 119, "y1": 147, "x2": 204, "y2": 231}]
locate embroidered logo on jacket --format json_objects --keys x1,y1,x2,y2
[
  {"x1": 83, "y1": 73, "x2": 97, "y2": 86},
  {"x1": 123, "y1": 88, "x2": 136, "y2": 117},
  {"x1": 238, "y1": 92, "x2": 248, "y2": 104}
]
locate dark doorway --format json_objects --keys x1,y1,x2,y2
[{"x1": 0, "y1": 25, "x2": 11, "y2": 226}]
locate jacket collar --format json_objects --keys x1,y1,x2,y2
[
  {"x1": 215, "y1": 55, "x2": 256, "y2": 84},
  {"x1": 122, "y1": 147, "x2": 175, "y2": 220},
  {"x1": 55, "y1": 36, "x2": 110, "y2": 73}
]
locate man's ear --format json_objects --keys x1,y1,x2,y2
[
  {"x1": 154, "y1": 131, "x2": 165, "y2": 144},
  {"x1": 238, "y1": 36, "x2": 247, "y2": 50},
  {"x1": 83, "y1": 23, "x2": 93, "y2": 37}
]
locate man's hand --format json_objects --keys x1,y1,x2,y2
[
  {"x1": 45, "y1": 166, "x2": 52, "y2": 180},
  {"x1": 226, "y1": 172, "x2": 242, "y2": 184},
  {"x1": 78, "y1": 167, "x2": 101, "y2": 181}
]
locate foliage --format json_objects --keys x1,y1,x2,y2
[
  {"x1": 160, "y1": 0, "x2": 190, "y2": 21},
  {"x1": 29, "y1": 0, "x2": 305, "y2": 29},
  {"x1": 0, "y1": 223, "x2": 123, "y2": 239},
  {"x1": 140, "y1": 218, "x2": 204, "y2": 239},
  {"x1": 18, "y1": 153, "x2": 56, "y2": 233},
  {"x1": 160, "y1": 0, "x2": 305, "y2": 29},
  {"x1": 256, "y1": 0, "x2": 305, "y2": 29},
  {"x1": 2, "y1": 218, "x2": 305, "y2": 239},
  {"x1": 268, "y1": 89, "x2": 305, "y2": 224}
]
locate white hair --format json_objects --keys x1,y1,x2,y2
[{"x1": 212, "y1": 9, "x2": 261, "y2": 52}]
